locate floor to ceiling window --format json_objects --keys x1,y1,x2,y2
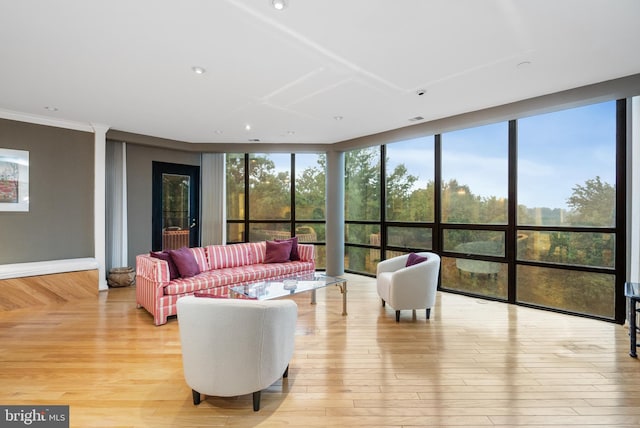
[
  {"x1": 295, "y1": 153, "x2": 326, "y2": 268},
  {"x1": 516, "y1": 101, "x2": 618, "y2": 318},
  {"x1": 440, "y1": 122, "x2": 509, "y2": 300},
  {"x1": 247, "y1": 153, "x2": 292, "y2": 241},
  {"x1": 226, "y1": 153, "x2": 327, "y2": 269},
  {"x1": 344, "y1": 147, "x2": 381, "y2": 273},
  {"x1": 226, "y1": 99, "x2": 625, "y2": 322},
  {"x1": 342, "y1": 99, "x2": 624, "y2": 322},
  {"x1": 385, "y1": 136, "x2": 435, "y2": 259}
]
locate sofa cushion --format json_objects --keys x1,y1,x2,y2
[
  {"x1": 207, "y1": 243, "x2": 253, "y2": 270},
  {"x1": 249, "y1": 241, "x2": 267, "y2": 264},
  {"x1": 165, "y1": 271, "x2": 225, "y2": 295},
  {"x1": 265, "y1": 240, "x2": 293, "y2": 263},
  {"x1": 243, "y1": 261, "x2": 314, "y2": 280},
  {"x1": 193, "y1": 291, "x2": 227, "y2": 298},
  {"x1": 165, "y1": 267, "x2": 260, "y2": 295},
  {"x1": 190, "y1": 247, "x2": 210, "y2": 272},
  {"x1": 150, "y1": 251, "x2": 179, "y2": 280},
  {"x1": 169, "y1": 247, "x2": 200, "y2": 278}
]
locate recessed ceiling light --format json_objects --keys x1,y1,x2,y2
[
  {"x1": 408, "y1": 116, "x2": 425, "y2": 122},
  {"x1": 44, "y1": 106, "x2": 59, "y2": 112},
  {"x1": 416, "y1": 89, "x2": 427, "y2": 96},
  {"x1": 272, "y1": 0, "x2": 286, "y2": 10},
  {"x1": 245, "y1": 124, "x2": 252, "y2": 131},
  {"x1": 192, "y1": 66, "x2": 206, "y2": 74},
  {"x1": 334, "y1": 116, "x2": 343, "y2": 121},
  {"x1": 517, "y1": 61, "x2": 532, "y2": 68},
  {"x1": 248, "y1": 138, "x2": 261, "y2": 142},
  {"x1": 214, "y1": 130, "x2": 223, "y2": 135},
  {"x1": 287, "y1": 131, "x2": 295, "y2": 135}
]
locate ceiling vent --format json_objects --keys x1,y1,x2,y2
[{"x1": 408, "y1": 116, "x2": 424, "y2": 122}]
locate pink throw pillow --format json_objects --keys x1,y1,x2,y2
[
  {"x1": 150, "y1": 251, "x2": 179, "y2": 280},
  {"x1": 168, "y1": 247, "x2": 200, "y2": 278},
  {"x1": 275, "y1": 236, "x2": 299, "y2": 261},
  {"x1": 264, "y1": 240, "x2": 293, "y2": 263},
  {"x1": 406, "y1": 253, "x2": 428, "y2": 267}
]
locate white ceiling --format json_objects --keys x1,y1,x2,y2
[{"x1": 1, "y1": 0, "x2": 639, "y2": 145}]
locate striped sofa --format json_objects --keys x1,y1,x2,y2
[{"x1": 135, "y1": 241, "x2": 315, "y2": 325}]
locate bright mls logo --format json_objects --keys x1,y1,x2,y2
[{"x1": 1, "y1": 406, "x2": 68, "y2": 427}]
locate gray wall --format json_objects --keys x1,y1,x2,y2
[
  {"x1": 0, "y1": 118, "x2": 94, "y2": 264},
  {"x1": 125, "y1": 143, "x2": 200, "y2": 267}
]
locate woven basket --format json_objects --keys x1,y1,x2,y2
[{"x1": 108, "y1": 267, "x2": 136, "y2": 288}]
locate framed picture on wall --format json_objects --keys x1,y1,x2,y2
[{"x1": 0, "y1": 148, "x2": 29, "y2": 212}]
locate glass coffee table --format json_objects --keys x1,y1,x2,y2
[{"x1": 229, "y1": 272, "x2": 348, "y2": 315}]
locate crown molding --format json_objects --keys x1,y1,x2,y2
[{"x1": 0, "y1": 108, "x2": 94, "y2": 133}]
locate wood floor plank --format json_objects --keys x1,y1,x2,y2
[{"x1": 1, "y1": 273, "x2": 639, "y2": 427}]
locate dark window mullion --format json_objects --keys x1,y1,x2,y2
[
  {"x1": 507, "y1": 119, "x2": 518, "y2": 303},
  {"x1": 244, "y1": 153, "x2": 250, "y2": 242},
  {"x1": 380, "y1": 145, "x2": 386, "y2": 260}
]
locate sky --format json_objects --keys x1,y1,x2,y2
[{"x1": 386, "y1": 100, "x2": 617, "y2": 210}]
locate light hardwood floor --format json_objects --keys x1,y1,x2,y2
[{"x1": 1, "y1": 274, "x2": 640, "y2": 427}]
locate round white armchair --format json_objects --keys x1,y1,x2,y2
[
  {"x1": 376, "y1": 252, "x2": 441, "y2": 322},
  {"x1": 176, "y1": 296, "x2": 297, "y2": 411}
]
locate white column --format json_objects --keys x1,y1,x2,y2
[
  {"x1": 92, "y1": 123, "x2": 109, "y2": 291},
  {"x1": 325, "y1": 150, "x2": 344, "y2": 276}
]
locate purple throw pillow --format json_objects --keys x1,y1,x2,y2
[
  {"x1": 168, "y1": 247, "x2": 200, "y2": 278},
  {"x1": 264, "y1": 240, "x2": 293, "y2": 263},
  {"x1": 276, "y1": 236, "x2": 299, "y2": 261},
  {"x1": 406, "y1": 252, "x2": 428, "y2": 267},
  {"x1": 150, "y1": 251, "x2": 179, "y2": 280}
]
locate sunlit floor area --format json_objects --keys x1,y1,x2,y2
[{"x1": 1, "y1": 274, "x2": 639, "y2": 427}]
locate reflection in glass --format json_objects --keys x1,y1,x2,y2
[
  {"x1": 516, "y1": 230, "x2": 614, "y2": 268},
  {"x1": 162, "y1": 173, "x2": 190, "y2": 230},
  {"x1": 441, "y1": 122, "x2": 508, "y2": 224},
  {"x1": 249, "y1": 223, "x2": 291, "y2": 242},
  {"x1": 517, "y1": 266, "x2": 615, "y2": 318},
  {"x1": 226, "y1": 223, "x2": 245, "y2": 243},
  {"x1": 385, "y1": 137, "x2": 435, "y2": 222},
  {"x1": 295, "y1": 223, "x2": 323, "y2": 242},
  {"x1": 162, "y1": 173, "x2": 191, "y2": 250},
  {"x1": 314, "y1": 245, "x2": 327, "y2": 270},
  {"x1": 441, "y1": 256, "x2": 507, "y2": 299},
  {"x1": 345, "y1": 246, "x2": 379, "y2": 275},
  {"x1": 346, "y1": 224, "x2": 380, "y2": 245},
  {"x1": 443, "y1": 229, "x2": 505, "y2": 255},
  {"x1": 387, "y1": 226, "x2": 432, "y2": 250}
]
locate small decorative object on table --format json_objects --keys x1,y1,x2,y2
[
  {"x1": 108, "y1": 267, "x2": 136, "y2": 288},
  {"x1": 283, "y1": 279, "x2": 298, "y2": 291}
]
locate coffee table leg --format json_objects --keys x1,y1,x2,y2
[
  {"x1": 311, "y1": 289, "x2": 316, "y2": 305},
  {"x1": 630, "y1": 297, "x2": 638, "y2": 358},
  {"x1": 335, "y1": 280, "x2": 347, "y2": 316}
]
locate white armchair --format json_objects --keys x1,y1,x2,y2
[
  {"x1": 176, "y1": 296, "x2": 297, "y2": 411},
  {"x1": 376, "y1": 252, "x2": 441, "y2": 322}
]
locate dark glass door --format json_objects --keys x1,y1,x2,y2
[{"x1": 152, "y1": 162, "x2": 200, "y2": 251}]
